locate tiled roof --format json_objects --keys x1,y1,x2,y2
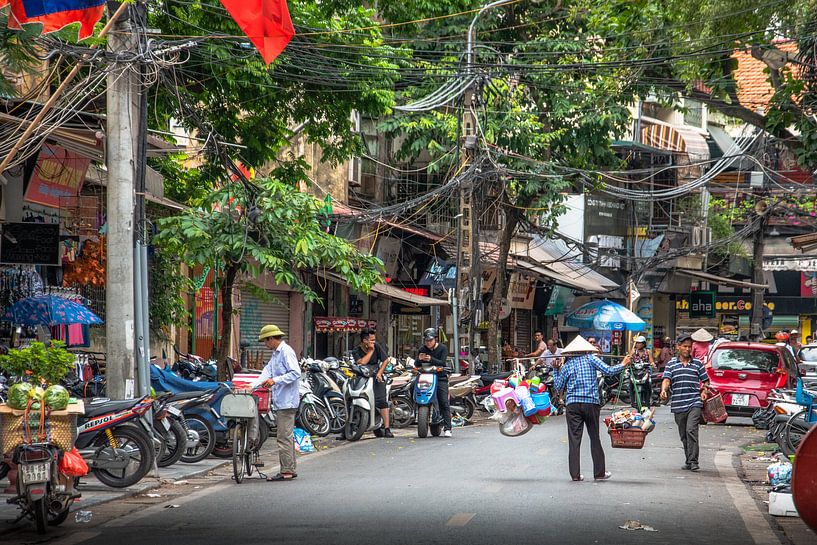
[{"x1": 732, "y1": 41, "x2": 799, "y2": 111}]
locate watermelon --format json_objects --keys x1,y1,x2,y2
[
  {"x1": 44, "y1": 385, "x2": 70, "y2": 410},
  {"x1": 7, "y1": 382, "x2": 33, "y2": 410}
]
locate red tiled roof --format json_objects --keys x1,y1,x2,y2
[{"x1": 732, "y1": 41, "x2": 799, "y2": 111}]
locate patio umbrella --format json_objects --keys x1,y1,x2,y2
[
  {"x1": 565, "y1": 299, "x2": 646, "y2": 332},
  {"x1": 4, "y1": 294, "x2": 103, "y2": 326}
]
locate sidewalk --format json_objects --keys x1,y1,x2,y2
[{"x1": 738, "y1": 441, "x2": 815, "y2": 545}]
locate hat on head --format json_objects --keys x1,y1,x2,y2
[
  {"x1": 791, "y1": 329, "x2": 799, "y2": 335},
  {"x1": 691, "y1": 328, "x2": 714, "y2": 342},
  {"x1": 561, "y1": 335, "x2": 599, "y2": 356},
  {"x1": 677, "y1": 333, "x2": 693, "y2": 343},
  {"x1": 258, "y1": 324, "x2": 286, "y2": 341},
  {"x1": 634, "y1": 335, "x2": 647, "y2": 344}
]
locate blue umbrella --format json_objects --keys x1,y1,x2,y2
[
  {"x1": 565, "y1": 299, "x2": 646, "y2": 332},
  {"x1": 5, "y1": 295, "x2": 103, "y2": 326}
]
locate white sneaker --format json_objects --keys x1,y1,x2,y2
[{"x1": 443, "y1": 430, "x2": 452, "y2": 437}]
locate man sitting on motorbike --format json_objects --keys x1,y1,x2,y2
[
  {"x1": 415, "y1": 327, "x2": 453, "y2": 437},
  {"x1": 629, "y1": 335, "x2": 656, "y2": 409},
  {"x1": 353, "y1": 328, "x2": 393, "y2": 438}
]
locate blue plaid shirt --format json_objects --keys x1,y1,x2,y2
[{"x1": 554, "y1": 354, "x2": 625, "y2": 405}]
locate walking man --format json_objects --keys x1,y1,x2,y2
[
  {"x1": 660, "y1": 334, "x2": 711, "y2": 471},
  {"x1": 553, "y1": 335, "x2": 632, "y2": 482},
  {"x1": 254, "y1": 324, "x2": 301, "y2": 481}
]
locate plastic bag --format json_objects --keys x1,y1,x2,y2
[
  {"x1": 767, "y1": 460, "x2": 792, "y2": 486},
  {"x1": 498, "y1": 408, "x2": 534, "y2": 437},
  {"x1": 59, "y1": 447, "x2": 89, "y2": 477},
  {"x1": 293, "y1": 427, "x2": 316, "y2": 454}
]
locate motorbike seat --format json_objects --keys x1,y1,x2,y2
[
  {"x1": 480, "y1": 371, "x2": 512, "y2": 385},
  {"x1": 83, "y1": 399, "x2": 141, "y2": 418},
  {"x1": 449, "y1": 375, "x2": 470, "y2": 386},
  {"x1": 168, "y1": 390, "x2": 210, "y2": 401}
]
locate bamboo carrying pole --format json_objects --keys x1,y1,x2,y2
[{"x1": 0, "y1": 2, "x2": 130, "y2": 177}]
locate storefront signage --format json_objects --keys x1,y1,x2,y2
[
  {"x1": 24, "y1": 144, "x2": 89, "y2": 208},
  {"x1": 313, "y1": 316, "x2": 376, "y2": 333},
  {"x1": 585, "y1": 196, "x2": 627, "y2": 268},
  {"x1": 391, "y1": 303, "x2": 430, "y2": 315},
  {"x1": 802, "y1": 272, "x2": 817, "y2": 297},
  {"x1": 400, "y1": 287, "x2": 430, "y2": 297},
  {"x1": 764, "y1": 257, "x2": 817, "y2": 272},
  {"x1": 508, "y1": 273, "x2": 535, "y2": 309},
  {"x1": 0, "y1": 223, "x2": 60, "y2": 265},
  {"x1": 689, "y1": 291, "x2": 716, "y2": 318},
  {"x1": 676, "y1": 296, "x2": 774, "y2": 314}
]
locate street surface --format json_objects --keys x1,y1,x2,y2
[{"x1": 3, "y1": 406, "x2": 781, "y2": 545}]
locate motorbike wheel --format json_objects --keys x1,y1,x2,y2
[
  {"x1": 783, "y1": 411, "x2": 810, "y2": 455},
  {"x1": 48, "y1": 504, "x2": 71, "y2": 526},
  {"x1": 298, "y1": 402, "x2": 331, "y2": 437},
  {"x1": 390, "y1": 396, "x2": 414, "y2": 429},
  {"x1": 417, "y1": 405, "x2": 429, "y2": 438},
  {"x1": 431, "y1": 423, "x2": 443, "y2": 437},
  {"x1": 462, "y1": 397, "x2": 476, "y2": 421},
  {"x1": 327, "y1": 398, "x2": 348, "y2": 434},
  {"x1": 181, "y1": 414, "x2": 216, "y2": 463},
  {"x1": 344, "y1": 406, "x2": 368, "y2": 442},
  {"x1": 158, "y1": 418, "x2": 187, "y2": 468},
  {"x1": 32, "y1": 497, "x2": 47, "y2": 534},
  {"x1": 92, "y1": 425, "x2": 154, "y2": 488}
]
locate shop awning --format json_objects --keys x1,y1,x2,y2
[
  {"x1": 517, "y1": 260, "x2": 608, "y2": 293},
  {"x1": 708, "y1": 125, "x2": 753, "y2": 170},
  {"x1": 370, "y1": 283, "x2": 449, "y2": 306},
  {"x1": 641, "y1": 123, "x2": 710, "y2": 162},
  {"x1": 675, "y1": 269, "x2": 767, "y2": 290}
]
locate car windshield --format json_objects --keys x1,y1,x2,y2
[
  {"x1": 799, "y1": 347, "x2": 817, "y2": 362},
  {"x1": 711, "y1": 349, "x2": 778, "y2": 373}
]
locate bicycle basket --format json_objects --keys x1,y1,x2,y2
[{"x1": 220, "y1": 393, "x2": 257, "y2": 418}]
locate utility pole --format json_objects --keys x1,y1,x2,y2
[
  {"x1": 105, "y1": 1, "x2": 137, "y2": 399},
  {"x1": 749, "y1": 211, "x2": 768, "y2": 341}
]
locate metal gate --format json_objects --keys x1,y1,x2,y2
[
  {"x1": 239, "y1": 289, "x2": 291, "y2": 368},
  {"x1": 514, "y1": 310, "x2": 532, "y2": 354}
]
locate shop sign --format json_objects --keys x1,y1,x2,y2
[
  {"x1": 24, "y1": 144, "x2": 89, "y2": 208},
  {"x1": 0, "y1": 223, "x2": 60, "y2": 265},
  {"x1": 676, "y1": 296, "x2": 775, "y2": 314},
  {"x1": 508, "y1": 273, "x2": 535, "y2": 309},
  {"x1": 802, "y1": 272, "x2": 817, "y2": 297},
  {"x1": 689, "y1": 291, "x2": 716, "y2": 319},
  {"x1": 391, "y1": 303, "x2": 430, "y2": 315},
  {"x1": 764, "y1": 257, "x2": 817, "y2": 272},
  {"x1": 313, "y1": 316, "x2": 376, "y2": 333}
]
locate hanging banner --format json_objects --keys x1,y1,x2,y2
[
  {"x1": 24, "y1": 144, "x2": 89, "y2": 208},
  {"x1": 802, "y1": 272, "x2": 817, "y2": 297},
  {"x1": 508, "y1": 273, "x2": 536, "y2": 309}
]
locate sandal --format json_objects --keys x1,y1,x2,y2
[{"x1": 267, "y1": 472, "x2": 297, "y2": 481}]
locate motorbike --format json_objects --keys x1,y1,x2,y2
[
  {"x1": 447, "y1": 375, "x2": 480, "y2": 420},
  {"x1": 388, "y1": 379, "x2": 415, "y2": 428},
  {"x1": 342, "y1": 363, "x2": 391, "y2": 441},
  {"x1": 413, "y1": 364, "x2": 444, "y2": 438},
  {"x1": 303, "y1": 359, "x2": 347, "y2": 434},
  {"x1": 74, "y1": 396, "x2": 156, "y2": 488},
  {"x1": 757, "y1": 383, "x2": 816, "y2": 456},
  {"x1": 8, "y1": 442, "x2": 79, "y2": 533}
]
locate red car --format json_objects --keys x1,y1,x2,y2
[{"x1": 706, "y1": 342, "x2": 800, "y2": 417}]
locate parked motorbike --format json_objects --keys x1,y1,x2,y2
[
  {"x1": 342, "y1": 363, "x2": 391, "y2": 441},
  {"x1": 388, "y1": 379, "x2": 415, "y2": 428},
  {"x1": 172, "y1": 346, "x2": 217, "y2": 382},
  {"x1": 8, "y1": 442, "x2": 78, "y2": 533},
  {"x1": 303, "y1": 359, "x2": 347, "y2": 434},
  {"x1": 447, "y1": 375, "x2": 480, "y2": 420},
  {"x1": 74, "y1": 396, "x2": 156, "y2": 488}
]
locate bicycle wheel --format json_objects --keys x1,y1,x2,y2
[
  {"x1": 783, "y1": 410, "x2": 811, "y2": 455},
  {"x1": 232, "y1": 422, "x2": 246, "y2": 484}
]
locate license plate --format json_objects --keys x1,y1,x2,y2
[
  {"x1": 20, "y1": 462, "x2": 49, "y2": 485},
  {"x1": 731, "y1": 394, "x2": 749, "y2": 406},
  {"x1": 167, "y1": 406, "x2": 182, "y2": 417},
  {"x1": 160, "y1": 418, "x2": 171, "y2": 431}
]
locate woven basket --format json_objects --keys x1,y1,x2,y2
[
  {"x1": 608, "y1": 427, "x2": 647, "y2": 449},
  {"x1": 0, "y1": 412, "x2": 77, "y2": 454},
  {"x1": 702, "y1": 390, "x2": 728, "y2": 423}
]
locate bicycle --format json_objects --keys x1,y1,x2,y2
[
  {"x1": 219, "y1": 389, "x2": 268, "y2": 483},
  {"x1": 780, "y1": 378, "x2": 816, "y2": 455}
]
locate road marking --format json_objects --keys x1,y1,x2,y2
[
  {"x1": 446, "y1": 512, "x2": 475, "y2": 527},
  {"x1": 714, "y1": 450, "x2": 782, "y2": 545}
]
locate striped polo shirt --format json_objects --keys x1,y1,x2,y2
[{"x1": 663, "y1": 356, "x2": 709, "y2": 413}]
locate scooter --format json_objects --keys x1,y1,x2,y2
[
  {"x1": 448, "y1": 375, "x2": 480, "y2": 420},
  {"x1": 414, "y1": 364, "x2": 444, "y2": 438},
  {"x1": 342, "y1": 363, "x2": 391, "y2": 442}
]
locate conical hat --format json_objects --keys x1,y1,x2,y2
[
  {"x1": 691, "y1": 328, "x2": 713, "y2": 342},
  {"x1": 561, "y1": 335, "x2": 599, "y2": 355}
]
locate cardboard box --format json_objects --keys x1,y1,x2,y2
[{"x1": 769, "y1": 492, "x2": 799, "y2": 517}]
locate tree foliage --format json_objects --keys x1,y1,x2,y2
[{"x1": 155, "y1": 177, "x2": 384, "y2": 375}]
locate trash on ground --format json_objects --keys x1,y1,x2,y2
[
  {"x1": 619, "y1": 520, "x2": 658, "y2": 532},
  {"x1": 74, "y1": 511, "x2": 93, "y2": 523},
  {"x1": 171, "y1": 480, "x2": 189, "y2": 485},
  {"x1": 144, "y1": 493, "x2": 162, "y2": 498},
  {"x1": 164, "y1": 504, "x2": 181, "y2": 509}
]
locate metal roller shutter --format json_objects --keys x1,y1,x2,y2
[
  {"x1": 515, "y1": 310, "x2": 532, "y2": 354},
  {"x1": 240, "y1": 289, "x2": 291, "y2": 365}
]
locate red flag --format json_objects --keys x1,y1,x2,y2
[
  {"x1": 219, "y1": 0, "x2": 294, "y2": 65},
  {"x1": 6, "y1": 0, "x2": 105, "y2": 40}
]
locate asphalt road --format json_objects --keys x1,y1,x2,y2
[{"x1": 6, "y1": 406, "x2": 778, "y2": 545}]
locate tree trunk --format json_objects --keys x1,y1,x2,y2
[
  {"x1": 216, "y1": 264, "x2": 238, "y2": 381},
  {"x1": 486, "y1": 207, "x2": 521, "y2": 370}
]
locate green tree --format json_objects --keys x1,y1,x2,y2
[{"x1": 155, "y1": 178, "x2": 384, "y2": 378}]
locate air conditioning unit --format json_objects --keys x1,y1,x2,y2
[{"x1": 691, "y1": 226, "x2": 707, "y2": 248}]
